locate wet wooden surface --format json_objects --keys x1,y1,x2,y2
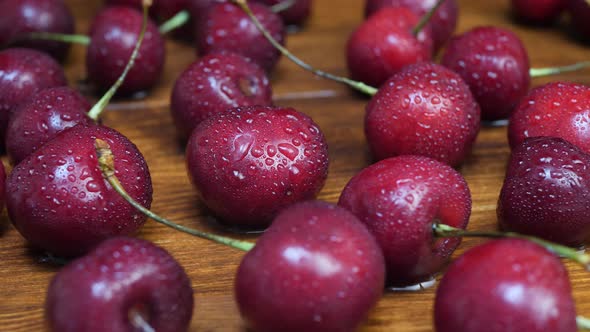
[{"x1": 1, "y1": 0, "x2": 590, "y2": 331}]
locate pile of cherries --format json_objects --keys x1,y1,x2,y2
[{"x1": 2, "y1": 0, "x2": 590, "y2": 331}]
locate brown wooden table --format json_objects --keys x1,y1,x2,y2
[{"x1": 2, "y1": 0, "x2": 590, "y2": 331}]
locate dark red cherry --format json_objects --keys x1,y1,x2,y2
[
  {"x1": 508, "y1": 81, "x2": 590, "y2": 154},
  {"x1": 338, "y1": 155, "x2": 471, "y2": 287},
  {"x1": 365, "y1": 62, "x2": 480, "y2": 166},
  {"x1": 6, "y1": 87, "x2": 92, "y2": 165},
  {"x1": 567, "y1": 0, "x2": 590, "y2": 39},
  {"x1": 511, "y1": 0, "x2": 566, "y2": 24},
  {"x1": 346, "y1": 7, "x2": 433, "y2": 88},
  {"x1": 441, "y1": 26, "x2": 530, "y2": 121},
  {"x1": 170, "y1": 52, "x2": 272, "y2": 141},
  {"x1": 364, "y1": 0, "x2": 458, "y2": 51},
  {"x1": 87, "y1": 6, "x2": 165, "y2": 95},
  {"x1": 255, "y1": 0, "x2": 312, "y2": 26},
  {"x1": 196, "y1": 2, "x2": 285, "y2": 72},
  {"x1": 47, "y1": 237, "x2": 194, "y2": 332},
  {"x1": 235, "y1": 200, "x2": 385, "y2": 332},
  {"x1": 0, "y1": 161, "x2": 6, "y2": 212},
  {"x1": 186, "y1": 106, "x2": 328, "y2": 229},
  {"x1": 0, "y1": 48, "x2": 67, "y2": 146},
  {"x1": 6, "y1": 124, "x2": 153, "y2": 257},
  {"x1": 435, "y1": 238, "x2": 577, "y2": 332},
  {"x1": 498, "y1": 136, "x2": 590, "y2": 247},
  {"x1": 0, "y1": 0, "x2": 75, "y2": 61}
]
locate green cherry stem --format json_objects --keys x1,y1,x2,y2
[
  {"x1": 530, "y1": 61, "x2": 590, "y2": 78},
  {"x1": 86, "y1": 0, "x2": 151, "y2": 121},
  {"x1": 270, "y1": 0, "x2": 296, "y2": 13},
  {"x1": 412, "y1": 0, "x2": 447, "y2": 36},
  {"x1": 26, "y1": 32, "x2": 90, "y2": 45},
  {"x1": 578, "y1": 316, "x2": 590, "y2": 330},
  {"x1": 158, "y1": 10, "x2": 191, "y2": 34},
  {"x1": 433, "y1": 223, "x2": 590, "y2": 270},
  {"x1": 95, "y1": 139, "x2": 255, "y2": 252},
  {"x1": 232, "y1": 0, "x2": 378, "y2": 96}
]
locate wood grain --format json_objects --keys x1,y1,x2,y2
[{"x1": 1, "y1": 0, "x2": 590, "y2": 331}]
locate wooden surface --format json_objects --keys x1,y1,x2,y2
[{"x1": 2, "y1": 0, "x2": 590, "y2": 331}]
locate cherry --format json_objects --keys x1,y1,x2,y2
[
  {"x1": 440, "y1": 26, "x2": 530, "y2": 122},
  {"x1": 186, "y1": 105, "x2": 329, "y2": 229},
  {"x1": 46, "y1": 237, "x2": 194, "y2": 332},
  {"x1": 434, "y1": 238, "x2": 578, "y2": 332},
  {"x1": 6, "y1": 87, "x2": 92, "y2": 164},
  {"x1": 498, "y1": 136, "x2": 590, "y2": 247},
  {"x1": 0, "y1": 48, "x2": 67, "y2": 147},
  {"x1": 338, "y1": 155, "x2": 471, "y2": 287},
  {"x1": 511, "y1": 0, "x2": 566, "y2": 24},
  {"x1": 105, "y1": 0, "x2": 188, "y2": 21},
  {"x1": 567, "y1": 0, "x2": 590, "y2": 39},
  {"x1": 236, "y1": 200, "x2": 385, "y2": 332},
  {"x1": 6, "y1": 124, "x2": 153, "y2": 257},
  {"x1": 0, "y1": 161, "x2": 6, "y2": 212},
  {"x1": 0, "y1": 0, "x2": 75, "y2": 61},
  {"x1": 346, "y1": 7, "x2": 433, "y2": 88},
  {"x1": 196, "y1": 2, "x2": 285, "y2": 72},
  {"x1": 170, "y1": 52, "x2": 272, "y2": 141},
  {"x1": 508, "y1": 81, "x2": 590, "y2": 154},
  {"x1": 365, "y1": 62, "x2": 480, "y2": 166},
  {"x1": 255, "y1": 0, "x2": 312, "y2": 26},
  {"x1": 364, "y1": 0, "x2": 458, "y2": 52},
  {"x1": 87, "y1": 6, "x2": 165, "y2": 95}
]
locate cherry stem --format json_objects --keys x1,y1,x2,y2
[
  {"x1": 86, "y1": 0, "x2": 151, "y2": 121},
  {"x1": 232, "y1": 0, "x2": 378, "y2": 96},
  {"x1": 25, "y1": 32, "x2": 90, "y2": 45},
  {"x1": 94, "y1": 139, "x2": 255, "y2": 252},
  {"x1": 270, "y1": 0, "x2": 296, "y2": 13},
  {"x1": 129, "y1": 309, "x2": 155, "y2": 332},
  {"x1": 158, "y1": 10, "x2": 190, "y2": 34},
  {"x1": 578, "y1": 316, "x2": 590, "y2": 330},
  {"x1": 529, "y1": 61, "x2": 590, "y2": 78},
  {"x1": 433, "y1": 223, "x2": 590, "y2": 271},
  {"x1": 412, "y1": 0, "x2": 446, "y2": 36}
]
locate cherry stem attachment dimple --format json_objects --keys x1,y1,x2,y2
[
  {"x1": 86, "y1": 0, "x2": 151, "y2": 121},
  {"x1": 232, "y1": 0, "x2": 378, "y2": 96},
  {"x1": 94, "y1": 139, "x2": 255, "y2": 252},
  {"x1": 25, "y1": 32, "x2": 90, "y2": 45},
  {"x1": 433, "y1": 223, "x2": 590, "y2": 271},
  {"x1": 529, "y1": 61, "x2": 590, "y2": 78},
  {"x1": 412, "y1": 0, "x2": 447, "y2": 36},
  {"x1": 270, "y1": 0, "x2": 296, "y2": 13},
  {"x1": 158, "y1": 10, "x2": 191, "y2": 34}
]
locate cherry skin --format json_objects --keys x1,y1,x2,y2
[
  {"x1": 6, "y1": 124, "x2": 153, "y2": 257},
  {"x1": 0, "y1": 0, "x2": 75, "y2": 61},
  {"x1": 435, "y1": 238, "x2": 577, "y2": 332},
  {"x1": 0, "y1": 161, "x2": 6, "y2": 212},
  {"x1": 186, "y1": 105, "x2": 329, "y2": 229},
  {"x1": 6, "y1": 86, "x2": 92, "y2": 165},
  {"x1": 338, "y1": 155, "x2": 471, "y2": 287},
  {"x1": 346, "y1": 7, "x2": 433, "y2": 88},
  {"x1": 87, "y1": 6, "x2": 165, "y2": 95},
  {"x1": 195, "y1": 2, "x2": 285, "y2": 72},
  {"x1": 46, "y1": 237, "x2": 194, "y2": 332},
  {"x1": 567, "y1": 0, "x2": 590, "y2": 39},
  {"x1": 170, "y1": 52, "x2": 272, "y2": 141},
  {"x1": 254, "y1": 0, "x2": 312, "y2": 26},
  {"x1": 0, "y1": 48, "x2": 67, "y2": 147},
  {"x1": 511, "y1": 0, "x2": 566, "y2": 24},
  {"x1": 441, "y1": 26, "x2": 530, "y2": 122},
  {"x1": 498, "y1": 136, "x2": 590, "y2": 247},
  {"x1": 508, "y1": 81, "x2": 590, "y2": 154},
  {"x1": 365, "y1": 62, "x2": 480, "y2": 166},
  {"x1": 235, "y1": 200, "x2": 385, "y2": 332},
  {"x1": 364, "y1": 0, "x2": 459, "y2": 52}
]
